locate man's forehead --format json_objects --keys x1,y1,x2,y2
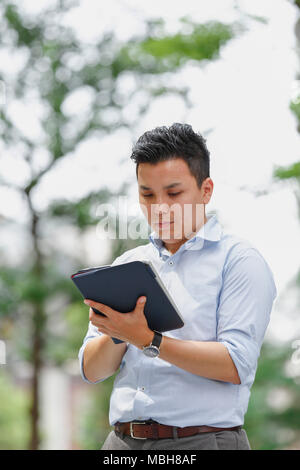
[{"x1": 137, "y1": 160, "x2": 192, "y2": 190}]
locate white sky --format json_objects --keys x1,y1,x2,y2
[{"x1": 1, "y1": 0, "x2": 300, "y2": 343}]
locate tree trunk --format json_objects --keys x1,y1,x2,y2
[
  {"x1": 27, "y1": 209, "x2": 46, "y2": 450},
  {"x1": 29, "y1": 305, "x2": 43, "y2": 450}
]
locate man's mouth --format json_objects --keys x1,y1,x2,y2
[{"x1": 155, "y1": 221, "x2": 174, "y2": 228}]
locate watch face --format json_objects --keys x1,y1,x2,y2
[{"x1": 143, "y1": 346, "x2": 160, "y2": 358}]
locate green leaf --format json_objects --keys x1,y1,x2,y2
[{"x1": 273, "y1": 162, "x2": 300, "y2": 180}]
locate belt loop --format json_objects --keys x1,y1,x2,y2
[
  {"x1": 115, "y1": 422, "x2": 125, "y2": 440},
  {"x1": 172, "y1": 426, "x2": 178, "y2": 440},
  {"x1": 152, "y1": 422, "x2": 159, "y2": 439}
]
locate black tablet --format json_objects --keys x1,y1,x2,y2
[{"x1": 71, "y1": 260, "x2": 184, "y2": 344}]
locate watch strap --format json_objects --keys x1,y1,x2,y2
[{"x1": 151, "y1": 331, "x2": 162, "y2": 349}]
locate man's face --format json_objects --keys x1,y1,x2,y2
[{"x1": 138, "y1": 158, "x2": 213, "y2": 246}]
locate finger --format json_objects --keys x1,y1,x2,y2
[
  {"x1": 97, "y1": 326, "x2": 110, "y2": 335},
  {"x1": 90, "y1": 318, "x2": 108, "y2": 329},
  {"x1": 89, "y1": 308, "x2": 109, "y2": 327},
  {"x1": 84, "y1": 299, "x2": 114, "y2": 318},
  {"x1": 98, "y1": 328, "x2": 124, "y2": 342},
  {"x1": 135, "y1": 296, "x2": 147, "y2": 314}
]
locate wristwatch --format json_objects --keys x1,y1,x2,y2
[{"x1": 142, "y1": 331, "x2": 162, "y2": 358}]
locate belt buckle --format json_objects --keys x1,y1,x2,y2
[{"x1": 130, "y1": 422, "x2": 147, "y2": 440}]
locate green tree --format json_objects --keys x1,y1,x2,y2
[
  {"x1": 0, "y1": 0, "x2": 236, "y2": 449},
  {"x1": 0, "y1": 370, "x2": 30, "y2": 449},
  {"x1": 242, "y1": 0, "x2": 300, "y2": 450},
  {"x1": 244, "y1": 342, "x2": 300, "y2": 449}
]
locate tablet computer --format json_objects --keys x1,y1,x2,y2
[{"x1": 71, "y1": 260, "x2": 184, "y2": 344}]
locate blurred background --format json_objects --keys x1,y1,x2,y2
[{"x1": 0, "y1": 0, "x2": 300, "y2": 450}]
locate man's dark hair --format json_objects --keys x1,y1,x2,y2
[{"x1": 130, "y1": 123, "x2": 210, "y2": 189}]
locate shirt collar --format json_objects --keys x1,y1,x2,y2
[{"x1": 148, "y1": 213, "x2": 222, "y2": 255}]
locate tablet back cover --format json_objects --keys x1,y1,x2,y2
[{"x1": 71, "y1": 261, "x2": 184, "y2": 343}]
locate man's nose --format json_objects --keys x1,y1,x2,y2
[{"x1": 153, "y1": 201, "x2": 169, "y2": 215}]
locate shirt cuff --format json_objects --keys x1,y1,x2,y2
[
  {"x1": 219, "y1": 340, "x2": 255, "y2": 386},
  {"x1": 78, "y1": 341, "x2": 106, "y2": 384}
]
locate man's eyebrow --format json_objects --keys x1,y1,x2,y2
[{"x1": 139, "y1": 182, "x2": 182, "y2": 190}]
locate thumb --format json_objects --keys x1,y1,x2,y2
[{"x1": 136, "y1": 296, "x2": 147, "y2": 310}]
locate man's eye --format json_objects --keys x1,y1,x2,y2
[{"x1": 142, "y1": 192, "x2": 182, "y2": 198}]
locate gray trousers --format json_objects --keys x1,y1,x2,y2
[{"x1": 101, "y1": 427, "x2": 251, "y2": 450}]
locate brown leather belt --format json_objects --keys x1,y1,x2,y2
[{"x1": 114, "y1": 420, "x2": 241, "y2": 440}]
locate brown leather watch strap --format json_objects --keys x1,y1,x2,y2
[{"x1": 114, "y1": 421, "x2": 241, "y2": 440}]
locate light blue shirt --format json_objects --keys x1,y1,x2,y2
[{"x1": 78, "y1": 212, "x2": 277, "y2": 427}]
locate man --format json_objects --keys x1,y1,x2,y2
[{"x1": 78, "y1": 123, "x2": 277, "y2": 450}]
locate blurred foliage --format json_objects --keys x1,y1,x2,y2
[
  {"x1": 259, "y1": 0, "x2": 300, "y2": 450},
  {"x1": 0, "y1": 371, "x2": 30, "y2": 449},
  {"x1": 45, "y1": 301, "x2": 88, "y2": 366},
  {"x1": 46, "y1": 190, "x2": 117, "y2": 229},
  {"x1": 125, "y1": 18, "x2": 235, "y2": 69},
  {"x1": 0, "y1": 0, "x2": 238, "y2": 449},
  {"x1": 294, "y1": 0, "x2": 300, "y2": 10},
  {"x1": 245, "y1": 342, "x2": 300, "y2": 449},
  {"x1": 2, "y1": 0, "x2": 298, "y2": 452},
  {"x1": 74, "y1": 0, "x2": 300, "y2": 450},
  {"x1": 274, "y1": 161, "x2": 300, "y2": 180},
  {"x1": 290, "y1": 99, "x2": 300, "y2": 122},
  {"x1": 77, "y1": 374, "x2": 116, "y2": 450}
]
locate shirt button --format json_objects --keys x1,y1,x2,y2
[{"x1": 169, "y1": 261, "x2": 173, "y2": 265}]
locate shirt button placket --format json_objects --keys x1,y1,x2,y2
[{"x1": 133, "y1": 356, "x2": 152, "y2": 419}]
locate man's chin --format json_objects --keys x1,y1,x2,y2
[
  {"x1": 158, "y1": 230, "x2": 185, "y2": 243},
  {"x1": 152, "y1": 223, "x2": 197, "y2": 241}
]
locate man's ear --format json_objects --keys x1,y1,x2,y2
[{"x1": 202, "y1": 177, "x2": 213, "y2": 204}]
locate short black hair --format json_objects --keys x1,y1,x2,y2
[{"x1": 130, "y1": 123, "x2": 210, "y2": 189}]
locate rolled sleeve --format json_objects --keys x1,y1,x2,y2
[
  {"x1": 78, "y1": 321, "x2": 106, "y2": 384},
  {"x1": 217, "y1": 249, "x2": 277, "y2": 386},
  {"x1": 77, "y1": 254, "x2": 126, "y2": 384}
]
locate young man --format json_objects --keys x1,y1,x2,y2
[{"x1": 78, "y1": 123, "x2": 277, "y2": 450}]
